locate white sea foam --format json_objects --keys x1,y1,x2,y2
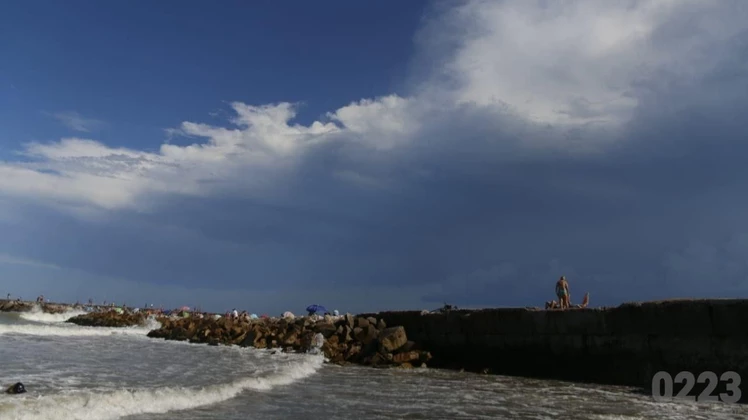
[
  {"x1": 0, "y1": 323, "x2": 153, "y2": 337},
  {"x1": 1, "y1": 310, "x2": 161, "y2": 337},
  {"x1": 19, "y1": 306, "x2": 86, "y2": 324},
  {"x1": 0, "y1": 354, "x2": 324, "y2": 420}
]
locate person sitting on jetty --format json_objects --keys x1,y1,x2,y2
[
  {"x1": 573, "y1": 292, "x2": 590, "y2": 309},
  {"x1": 547, "y1": 292, "x2": 589, "y2": 309},
  {"x1": 555, "y1": 276, "x2": 570, "y2": 309}
]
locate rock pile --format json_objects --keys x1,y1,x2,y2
[
  {"x1": 67, "y1": 311, "x2": 148, "y2": 327},
  {"x1": 0, "y1": 300, "x2": 71, "y2": 314},
  {"x1": 147, "y1": 313, "x2": 432, "y2": 368},
  {"x1": 0, "y1": 300, "x2": 33, "y2": 312}
]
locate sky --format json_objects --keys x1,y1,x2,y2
[{"x1": 0, "y1": 0, "x2": 747, "y2": 314}]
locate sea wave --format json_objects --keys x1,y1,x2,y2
[
  {"x1": 0, "y1": 323, "x2": 154, "y2": 337},
  {"x1": 19, "y1": 306, "x2": 86, "y2": 324},
  {"x1": 0, "y1": 311, "x2": 161, "y2": 337},
  {"x1": 0, "y1": 354, "x2": 324, "y2": 420}
]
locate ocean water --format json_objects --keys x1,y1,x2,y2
[{"x1": 0, "y1": 309, "x2": 746, "y2": 420}]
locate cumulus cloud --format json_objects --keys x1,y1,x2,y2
[
  {"x1": 1, "y1": 0, "x2": 747, "y2": 310},
  {"x1": 420, "y1": 0, "x2": 747, "y2": 125}
]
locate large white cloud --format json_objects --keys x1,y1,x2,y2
[
  {"x1": 1, "y1": 0, "x2": 744, "y2": 213},
  {"x1": 426, "y1": 0, "x2": 746, "y2": 125}
]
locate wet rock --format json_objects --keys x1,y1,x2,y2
[
  {"x1": 343, "y1": 313, "x2": 355, "y2": 329},
  {"x1": 144, "y1": 313, "x2": 429, "y2": 372},
  {"x1": 400, "y1": 341, "x2": 416, "y2": 353},
  {"x1": 393, "y1": 351, "x2": 420, "y2": 364},
  {"x1": 376, "y1": 318, "x2": 387, "y2": 330},
  {"x1": 0, "y1": 300, "x2": 70, "y2": 314},
  {"x1": 356, "y1": 317, "x2": 370, "y2": 329},
  {"x1": 314, "y1": 321, "x2": 337, "y2": 338},
  {"x1": 67, "y1": 311, "x2": 147, "y2": 328},
  {"x1": 379, "y1": 326, "x2": 408, "y2": 353},
  {"x1": 355, "y1": 325, "x2": 379, "y2": 345}
]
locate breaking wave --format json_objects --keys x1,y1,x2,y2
[
  {"x1": 0, "y1": 314, "x2": 160, "y2": 337},
  {"x1": 0, "y1": 323, "x2": 154, "y2": 337},
  {"x1": 18, "y1": 306, "x2": 86, "y2": 324},
  {"x1": 0, "y1": 354, "x2": 324, "y2": 420}
]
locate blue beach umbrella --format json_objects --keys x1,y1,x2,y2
[{"x1": 306, "y1": 304, "x2": 328, "y2": 315}]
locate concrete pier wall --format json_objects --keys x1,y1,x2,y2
[{"x1": 364, "y1": 300, "x2": 748, "y2": 399}]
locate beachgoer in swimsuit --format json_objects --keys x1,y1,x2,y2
[{"x1": 555, "y1": 276, "x2": 569, "y2": 309}]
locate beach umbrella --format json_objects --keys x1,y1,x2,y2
[
  {"x1": 179, "y1": 306, "x2": 190, "y2": 311},
  {"x1": 306, "y1": 304, "x2": 328, "y2": 314}
]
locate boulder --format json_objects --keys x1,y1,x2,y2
[
  {"x1": 345, "y1": 343, "x2": 363, "y2": 361},
  {"x1": 355, "y1": 325, "x2": 379, "y2": 345},
  {"x1": 282, "y1": 332, "x2": 298, "y2": 347},
  {"x1": 66, "y1": 311, "x2": 147, "y2": 328},
  {"x1": 339, "y1": 325, "x2": 353, "y2": 342},
  {"x1": 379, "y1": 326, "x2": 408, "y2": 353},
  {"x1": 356, "y1": 317, "x2": 370, "y2": 329},
  {"x1": 344, "y1": 313, "x2": 355, "y2": 329},
  {"x1": 393, "y1": 351, "x2": 420, "y2": 364},
  {"x1": 399, "y1": 341, "x2": 416, "y2": 353},
  {"x1": 170, "y1": 327, "x2": 188, "y2": 341},
  {"x1": 376, "y1": 318, "x2": 387, "y2": 330},
  {"x1": 314, "y1": 322, "x2": 337, "y2": 338}
]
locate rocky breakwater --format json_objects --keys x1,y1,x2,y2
[
  {"x1": 0, "y1": 299, "x2": 73, "y2": 314},
  {"x1": 67, "y1": 311, "x2": 148, "y2": 327},
  {"x1": 147, "y1": 314, "x2": 432, "y2": 368}
]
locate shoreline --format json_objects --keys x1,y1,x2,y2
[{"x1": 3, "y1": 298, "x2": 747, "y2": 403}]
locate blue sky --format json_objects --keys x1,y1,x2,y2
[
  {"x1": 1, "y1": 1, "x2": 747, "y2": 314},
  {"x1": 1, "y1": 1, "x2": 426, "y2": 151}
]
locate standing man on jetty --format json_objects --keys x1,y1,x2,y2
[{"x1": 555, "y1": 276, "x2": 570, "y2": 309}]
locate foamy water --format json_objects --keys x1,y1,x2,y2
[
  {"x1": 0, "y1": 310, "x2": 160, "y2": 337},
  {"x1": 2, "y1": 355, "x2": 323, "y2": 420},
  {"x1": 0, "y1": 312, "x2": 745, "y2": 420},
  {"x1": 18, "y1": 306, "x2": 86, "y2": 324}
]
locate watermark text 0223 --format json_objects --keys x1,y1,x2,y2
[{"x1": 652, "y1": 371, "x2": 741, "y2": 403}]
